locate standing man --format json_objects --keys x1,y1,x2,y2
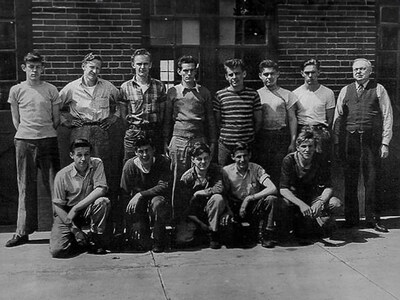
[
  {"x1": 280, "y1": 131, "x2": 341, "y2": 242},
  {"x1": 214, "y1": 58, "x2": 262, "y2": 166},
  {"x1": 120, "y1": 136, "x2": 171, "y2": 252},
  {"x1": 59, "y1": 53, "x2": 121, "y2": 228},
  {"x1": 120, "y1": 48, "x2": 166, "y2": 162},
  {"x1": 223, "y1": 142, "x2": 278, "y2": 248},
  {"x1": 293, "y1": 59, "x2": 335, "y2": 159},
  {"x1": 50, "y1": 139, "x2": 110, "y2": 258},
  {"x1": 333, "y1": 58, "x2": 393, "y2": 232},
  {"x1": 6, "y1": 51, "x2": 60, "y2": 247},
  {"x1": 180, "y1": 142, "x2": 227, "y2": 249},
  {"x1": 255, "y1": 59, "x2": 298, "y2": 184}
]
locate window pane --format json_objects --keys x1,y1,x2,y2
[
  {"x1": 0, "y1": 0, "x2": 14, "y2": 18},
  {"x1": 220, "y1": 0, "x2": 235, "y2": 16},
  {"x1": 219, "y1": 19, "x2": 235, "y2": 45},
  {"x1": 0, "y1": 52, "x2": 16, "y2": 80},
  {"x1": 377, "y1": 53, "x2": 397, "y2": 78},
  {"x1": 151, "y1": 0, "x2": 173, "y2": 15},
  {"x1": 244, "y1": 19, "x2": 266, "y2": 44},
  {"x1": 181, "y1": 20, "x2": 199, "y2": 45},
  {"x1": 381, "y1": 27, "x2": 398, "y2": 50},
  {"x1": 381, "y1": 7, "x2": 399, "y2": 23},
  {"x1": 150, "y1": 20, "x2": 175, "y2": 45},
  {"x1": 176, "y1": 0, "x2": 199, "y2": 14},
  {"x1": 0, "y1": 22, "x2": 16, "y2": 49},
  {"x1": 235, "y1": 0, "x2": 267, "y2": 16}
]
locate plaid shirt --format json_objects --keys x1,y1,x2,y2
[{"x1": 120, "y1": 76, "x2": 166, "y2": 126}]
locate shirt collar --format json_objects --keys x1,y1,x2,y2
[
  {"x1": 131, "y1": 75, "x2": 152, "y2": 86},
  {"x1": 80, "y1": 76, "x2": 102, "y2": 87},
  {"x1": 70, "y1": 160, "x2": 94, "y2": 178},
  {"x1": 234, "y1": 164, "x2": 249, "y2": 177},
  {"x1": 356, "y1": 80, "x2": 369, "y2": 89},
  {"x1": 176, "y1": 83, "x2": 201, "y2": 94}
]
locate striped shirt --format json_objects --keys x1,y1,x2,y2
[{"x1": 214, "y1": 87, "x2": 262, "y2": 145}]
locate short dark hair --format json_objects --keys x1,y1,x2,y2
[
  {"x1": 224, "y1": 58, "x2": 245, "y2": 73},
  {"x1": 300, "y1": 58, "x2": 320, "y2": 71},
  {"x1": 259, "y1": 59, "x2": 279, "y2": 73},
  {"x1": 296, "y1": 128, "x2": 317, "y2": 148},
  {"x1": 24, "y1": 51, "x2": 44, "y2": 64},
  {"x1": 189, "y1": 142, "x2": 211, "y2": 158},
  {"x1": 70, "y1": 139, "x2": 92, "y2": 153},
  {"x1": 177, "y1": 55, "x2": 198, "y2": 70},
  {"x1": 133, "y1": 135, "x2": 154, "y2": 150},
  {"x1": 82, "y1": 52, "x2": 103, "y2": 64},
  {"x1": 131, "y1": 48, "x2": 152, "y2": 63},
  {"x1": 232, "y1": 142, "x2": 250, "y2": 156}
]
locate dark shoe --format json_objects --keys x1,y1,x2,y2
[
  {"x1": 210, "y1": 232, "x2": 221, "y2": 249},
  {"x1": 261, "y1": 238, "x2": 275, "y2": 248},
  {"x1": 5, "y1": 234, "x2": 28, "y2": 247},
  {"x1": 87, "y1": 232, "x2": 107, "y2": 255},
  {"x1": 71, "y1": 228, "x2": 88, "y2": 247},
  {"x1": 374, "y1": 223, "x2": 389, "y2": 233},
  {"x1": 152, "y1": 244, "x2": 165, "y2": 253}
]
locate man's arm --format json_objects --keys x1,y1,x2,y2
[
  {"x1": 280, "y1": 187, "x2": 312, "y2": 217},
  {"x1": 310, "y1": 187, "x2": 333, "y2": 217},
  {"x1": 254, "y1": 109, "x2": 262, "y2": 134},
  {"x1": 378, "y1": 85, "x2": 393, "y2": 158},
  {"x1": 287, "y1": 105, "x2": 297, "y2": 153},
  {"x1": 52, "y1": 103, "x2": 61, "y2": 129},
  {"x1": 325, "y1": 107, "x2": 335, "y2": 128},
  {"x1": 163, "y1": 89, "x2": 174, "y2": 155},
  {"x1": 9, "y1": 101, "x2": 20, "y2": 130}
]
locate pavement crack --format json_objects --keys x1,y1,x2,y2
[
  {"x1": 151, "y1": 251, "x2": 170, "y2": 300},
  {"x1": 318, "y1": 243, "x2": 400, "y2": 300}
]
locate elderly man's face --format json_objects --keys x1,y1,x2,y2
[
  {"x1": 82, "y1": 59, "x2": 102, "y2": 84},
  {"x1": 352, "y1": 60, "x2": 371, "y2": 83}
]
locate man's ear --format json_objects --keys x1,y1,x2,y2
[
  {"x1": 69, "y1": 152, "x2": 74, "y2": 160},
  {"x1": 21, "y1": 64, "x2": 26, "y2": 71},
  {"x1": 243, "y1": 70, "x2": 247, "y2": 78}
]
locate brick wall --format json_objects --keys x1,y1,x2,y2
[
  {"x1": 277, "y1": 0, "x2": 377, "y2": 95},
  {"x1": 32, "y1": 0, "x2": 142, "y2": 90}
]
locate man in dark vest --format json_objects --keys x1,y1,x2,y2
[{"x1": 333, "y1": 58, "x2": 393, "y2": 232}]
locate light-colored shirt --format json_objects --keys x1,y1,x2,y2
[
  {"x1": 223, "y1": 162, "x2": 270, "y2": 203},
  {"x1": 8, "y1": 81, "x2": 60, "y2": 139},
  {"x1": 59, "y1": 77, "x2": 120, "y2": 122},
  {"x1": 257, "y1": 86, "x2": 298, "y2": 130},
  {"x1": 333, "y1": 81, "x2": 393, "y2": 145},
  {"x1": 53, "y1": 157, "x2": 108, "y2": 207},
  {"x1": 293, "y1": 84, "x2": 335, "y2": 126}
]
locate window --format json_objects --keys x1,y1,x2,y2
[
  {"x1": 144, "y1": 0, "x2": 277, "y2": 92},
  {"x1": 0, "y1": 0, "x2": 31, "y2": 110}
]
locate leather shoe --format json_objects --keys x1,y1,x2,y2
[
  {"x1": 374, "y1": 223, "x2": 389, "y2": 233},
  {"x1": 5, "y1": 234, "x2": 29, "y2": 247}
]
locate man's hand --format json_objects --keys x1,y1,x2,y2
[
  {"x1": 311, "y1": 199, "x2": 324, "y2": 218},
  {"x1": 70, "y1": 118, "x2": 84, "y2": 128},
  {"x1": 380, "y1": 144, "x2": 389, "y2": 159},
  {"x1": 100, "y1": 115, "x2": 117, "y2": 130},
  {"x1": 65, "y1": 207, "x2": 78, "y2": 225},
  {"x1": 220, "y1": 212, "x2": 233, "y2": 226},
  {"x1": 126, "y1": 193, "x2": 142, "y2": 214},
  {"x1": 240, "y1": 198, "x2": 251, "y2": 218},
  {"x1": 193, "y1": 190, "x2": 207, "y2": 198},
  {"x1": 299, "y1": 202, "x2": 312, "y2": 218},
  {"x1": 164, "y1": 143, "x2": 170, "y2": 157}
]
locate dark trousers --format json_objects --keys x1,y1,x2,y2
[
  {"x1": 125, "y1": 196, "x2": 170, "y2": 245},
  {"x1": 343, "y1": 131, "x2": 381, "y2": 225},
  {"x1": 15, "y1": 138, "x2": 60, "y2": 236}
]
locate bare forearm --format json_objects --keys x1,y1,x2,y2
[
  {"x1": 280, "y1": 188, "x2": 307, "y2": 208},
  {"x1": 72, "y1": 187, "x2": 106, "y2": 213}
]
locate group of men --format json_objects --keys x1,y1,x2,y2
[{"x1": 5, "y1": 49, "x2": 393, "y2": 258}]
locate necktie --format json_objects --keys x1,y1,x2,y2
[{"x1": 357, "y1": 84, "x2": 364, "y2": 96}]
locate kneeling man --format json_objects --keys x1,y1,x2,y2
[
  {"x1": 50, "y1": 139, "x2": 110, "y2": 258},
  {"x1": 120, "y1": 136, "x2": 171, "y2": 252},
  {"x1": 223, "y1": 142, "x2": 278, "y2": 248},
  {"x1": 280, "y1": 130, "x2": 341, "y2": 241},
  {"x1": 180, "y1": 142, "x2": 227, "y2": 249}
]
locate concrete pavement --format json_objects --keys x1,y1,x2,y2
[{"x1": 1, "y1": 217, "x2": 400, "y2": 300}]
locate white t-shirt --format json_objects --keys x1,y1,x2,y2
[{"x1": 293, "y1": 84, "x2": 335, "y2": 126}]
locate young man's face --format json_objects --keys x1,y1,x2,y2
[
  {"x1": 82, "y1": 59, "x2": 102, "y2": 83},
  {"x1": 259, "y1": 67, "x2": 279, "y2": 88},
  {"x1": 225, "y1": 66, "x2": 246, "y2": 89},
  {"x1": 22, "y1": 62, "x2": 44, "y2": 82},
  {"x1": 191, "y1": 152, "x2": 211, "y2": 173},
  {"x1": 352, "y1": 60, "x2": 371, "y2": 83},
  {"x1": 70, "y1": 147, "x2": 91, "y2": 174},
  {"x1": 296, "y1": 139, "x2": 316, "y2": 161},
  {"x1": 178, "y1": 63, "x2": 197, "y2": 85},
  {"x1": 135, "y1": 144, "x2": 155, "y2": 165},
  {"x1": 232, "y1": 150, "x2": 251, "y2": 173},
  {"x1": 301, "y1": 65, "x2": 319, "y2": 85},
  {"x1": 133, "y1": 55, "x2": 152, "y2": 78}
]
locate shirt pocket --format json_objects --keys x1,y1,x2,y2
[{"x1": 93, "y1": 97, "x2": 109, "y2": 110}]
